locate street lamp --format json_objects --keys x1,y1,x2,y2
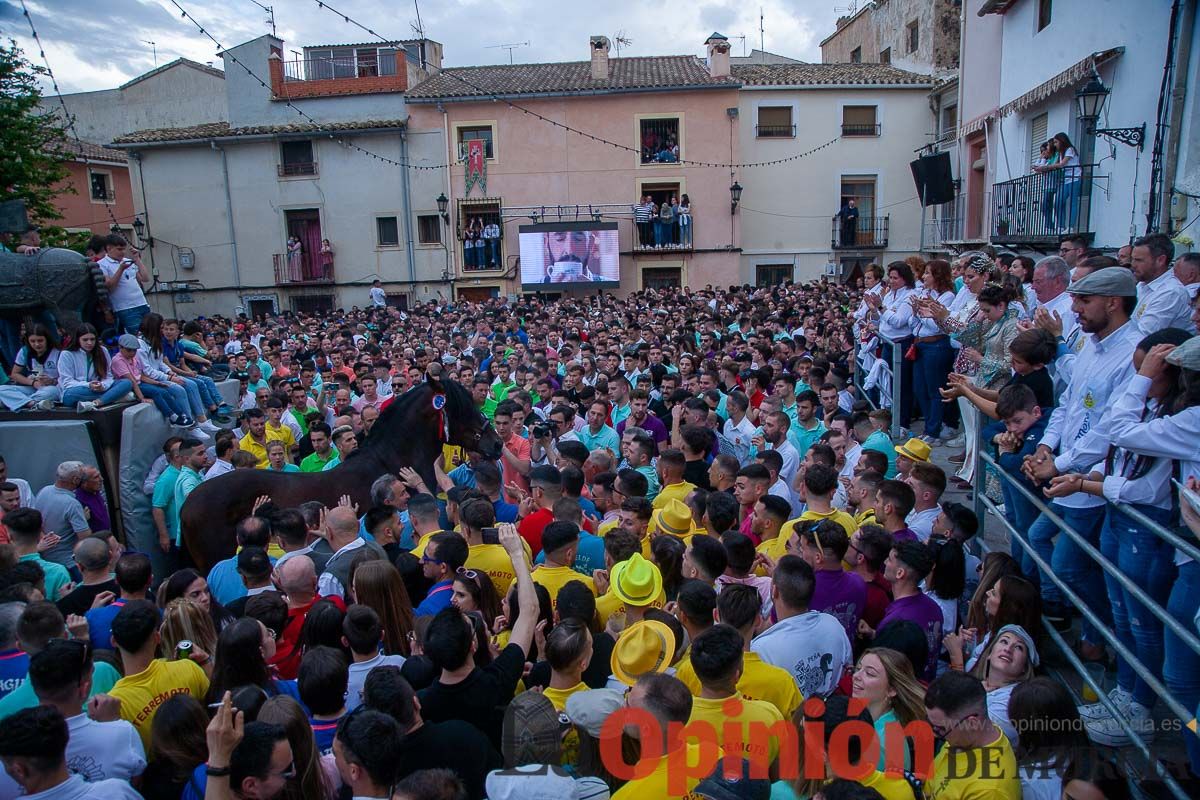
[
  {"x1": 436, "y1": 192, "x2": 449, "y2": 222},
  {"x1": 730, "y1": 181, "x2": 743, "y2": 214},
  {"x1": 1073, "y1": 75, "x2": 1145, "y2": 151},
  {"x1": 435, "y1": 194, "x2": 451, "y2": 288}
]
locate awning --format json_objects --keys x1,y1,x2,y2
[
  {"x1": 996, "y1": 47, "x2": 1124, "y2": 119},
  {"x1": 958, "y1": 110, "x2": 996, "y2": 139}
]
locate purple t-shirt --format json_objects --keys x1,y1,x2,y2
[
  {"x1": 618, "y1": 412, "x2": 669, "y2": 444},
  {"x1": 811, "y1": 569, "x2": 867, "y2": 643},
  {"x1": 877, "y1": 591, "x2": 944, "y2": 681},
  {"x1": 889, "y1": 527, "x2": 919, "y2": 544}
]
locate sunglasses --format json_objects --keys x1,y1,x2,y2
[{"x1": 456, "y1": 567, "x2": 481, "y2": 580}]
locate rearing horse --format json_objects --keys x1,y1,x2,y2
[{"x1": 180, "y1": 374, "x2": 502, "y2": 572}]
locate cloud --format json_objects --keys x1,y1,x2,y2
[{"x1": 6, "y1": 0, "x2": 841, "y2": 93}]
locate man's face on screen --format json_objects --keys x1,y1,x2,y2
[{"x1": 546, "y1": 231, "x2": 593, "y2": 277}]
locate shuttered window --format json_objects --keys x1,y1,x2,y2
[{"x1": 1029, "y1": 112, "x2": 1048, "y2": 166}]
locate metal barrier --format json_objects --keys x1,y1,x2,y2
[
  {"x1": 973, "y1": 440, "x2": 1199, "y2": 799},
  {"x1": 851, "y1": 331, "x2": 903, "y2": 440}
]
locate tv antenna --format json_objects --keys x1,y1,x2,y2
[
  {"x1": 612, "y1": 30, "x2": 633, "y2": 56},
  {"x1": 834, "y1": 1, "x2": 860, "y2": 15},
  {"x1": 244, "y1": 0, "x2": 276, "y2": 37},
  {"x1": 730, "y1": 34, "x2": 747, "y2": 57},
  {"x1": 143, "y1": 41, "x2": 158, "y2": 66},
  {"x1": 487, "y1": 41, "x2": 530, "y2": 64},
  {"x1": 759, "y1": 7, "x2": 766, "y2": 54}
]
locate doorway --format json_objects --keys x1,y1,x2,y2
[
  {"x1": 248, "y1": 299, "x2": 275, "y2": 320},
  {"x1": 457, "y1": 286, "x2": 499, "y2": 302},
  {"x1": 285, "y1": 209, "x2": 323, "y2": 281}
]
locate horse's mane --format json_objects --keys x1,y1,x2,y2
[{"x1": 355, "y1": 377, "x2": 476, "y2": 457}]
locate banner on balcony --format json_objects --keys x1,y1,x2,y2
[{"x1": 465, "y1": 139, "x2": 487, "y2": 196}]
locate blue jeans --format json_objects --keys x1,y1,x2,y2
[
  {"x1": 1056, "y1": 181, "x2": 1080, "y2": 229},
  {"x1": 912, "y1": 338, "x2": 953, "y2": 437},
  {"x1": 140, "y1": 381, "x2": 189, "y2": 419},
  {"x1": 193, "y1": 374, "x2": 222, "y2": 408},
  {"x1": 176, "y1": 377, "x2": 206, "y2": 418},
  {"x1": 1000, "y1": 472, "x2": 1041, "y2": 567},
  {"x1": 115, "y1": 304, "x2": 150, "y2": 335},
  {"x1": 679, "y1": 218, "x2": 692, "y2": 247},
  {"x1": 61, "y1": 380, "x2": 133, "y2": 408},
  {"x1": 1026, "y1": 503, "x2": 1110, "y2": 642},
  {"x1": 655, "y1": 221, "x2": 669, "y2": 246},
  {"x1": 1164, "y1": 560, "x2": 1200, "y2": 775},
  {"x1": 1101, "y1": 504, "x2": 1176, "y2": 708}
]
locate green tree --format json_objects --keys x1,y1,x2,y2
[{"x1": 0, "y1": 38, "x2": 72, "y2": 237}]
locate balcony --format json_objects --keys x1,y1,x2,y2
[
  {"x1": 269, "y1": 51, "x2": 408, "y2": 99},
  {"x1": 756, "y1": 124, "x2": 797, "y2": 138},
  {"x1": 841, "y1": 123, "x2": 881, "y2": 137},
  {"x1": 273, "y1": 252, "x2": 334, "y2": 285},
  {"x1": 925, "y1": 194, "x2": 967, "y2": 246},
  {"x1": 831, "y1": 215, "x2": 889, "y2": 250},
  {"x1": 633, "y1": 217, "x2": 695, "y2": 253},
  {"x1": 277, "y1": 161, "x2": 318, "y2": 177},
  {"x1": 990, "y1": 166, "x2": 1093, "y2": 246}
]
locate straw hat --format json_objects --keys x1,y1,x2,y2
[
  {"x1": 610, "y1": 619, "x2": 676, "y2": 686},
  {"x1": 894, "y1": 437, "x2": 932, "y2": 463},
  {"x1": 610, "y1": 553, "x2": 663, "y2": 607},
  {"x1": 651, "y1": 498, "x2": 696, "y2": 538}
]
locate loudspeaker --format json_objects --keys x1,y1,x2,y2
[{"x1": 910, "y1": 152, "x2": 955, "y2": 206}]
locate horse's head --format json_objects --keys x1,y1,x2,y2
[{"x1": 428, "y1": 367, "x2": 503, "y2": 460}]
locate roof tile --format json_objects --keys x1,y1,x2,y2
[
  {"x1": 405, "y1": 56, "x2": 738, "y2": 100},
  {"x1": 731, "y1": 62, "x2": 932, "y2": 86},
  {"x1": 50, "y1": 139, "x2": 127, "y2": 163},
  {"x1": 112, "y1": 118, "x2": 407, "y2": 145}
]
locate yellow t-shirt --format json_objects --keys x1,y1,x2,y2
[
  {"x1": 754, "y1": 534, "x2": 790, "y2": 575},
  {"x1": 543, "y1": 680, "x2": 589, "y2": 766},
  {"x1": 861, "y1": 769, "x2": 917, "y2": 800},
  {"x1": 611, "y1": 741, "x2": 721, "y2": 800},
  {"x1": 239, "y1": 434, "x2": 270, "y2": 469},
  {"x1": 410, "y1": 530, "x2": 441, "y2": 558},
  {"x1": 595, "y1": 585, "x2": 668, "y2": 629},
  {"x1": 781, "y1": 508, "x2": 858, "y2": 540},
  {"x1": 653, "y1": 481, "x2": 698, "y2": 510},
  {"x1": 532, "y1": 564, "x2": 595, "y2": 608},
  {"x1": 110, "y1": 658, "x2": 210, "y2": 750},
  {"x1": 687, "y1": 694, "x2": 784, "y2": 766},
  {"x1": 855, "y1": 508, "x2": 878, "y2": 527},
  {"x1": 926, "y1": 729, "x2": 1021, "y2": 800},
  {"x1": 466, "y1": 542, "x2": 529, "y2": 597},
  {"x1": 265, "y1": 421, "x2": 297, "y2": 451},
  {"x1": 597, "y1": 517, "x2": 621, "y2": 537},
  {"x1": 675, "y1": 651, "x2": 802, "y2": 722}
]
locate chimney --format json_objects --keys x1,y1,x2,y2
[
  {"x1": 590, "y1": 35, "x2": 610, "y2": 80},
  {"x1": 705, "y1": 32, "x2": 731, "y2": 78}
]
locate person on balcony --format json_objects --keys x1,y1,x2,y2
[
  {"x1": 472, "y1": 218, "x2": 487, "y2": 268},
  {"x1": 319, "y1": 239, "x2": 334, "y2": 279},
  {"x1": 483, "y1": 219, "x2": 501, "y2": 268},
  {"x1": 286, "y1": 236, "x2": 302, "y2": 281},
  {"x1": 1032, "y1": 140, "x2": 1060, "y2": 234},
  {"x1": 633, "y1": 195, "x2": 653, "y2": 248},
  {"x1": 837, "y1": 198, "x2": 859, "y2": 247},
  {"x1": 655, "y1": 198, "x2": 676, "y2": 249},
  {"x1": 1041, "y1": 133, "x2": 1081, "y2": 234},
  {"x1": 678, "y1": 194, "x2": 693, "y2": 249}
]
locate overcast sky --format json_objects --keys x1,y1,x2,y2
[{"x1": 2, "y1": 0, "x2": 843, "y2": 94}]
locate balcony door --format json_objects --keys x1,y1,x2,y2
[
  {"x1": 840, "y1": 177, "x2": 876, "y2": 219},
  {"x1": 285, "y1": 209, "x2": 322, "y2": 281}
]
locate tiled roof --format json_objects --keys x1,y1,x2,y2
[
  {"x1": 118, "y1": 58, "x2": 224, "y2": 90},
  {"x1": 405, "y1": 56, "x2": 738, "y2": 101},
  {"x1": 112, "y1": 118, "x2": 407, "y2": 145},
  {"x1": 731, "y1": 62, "x2": 933, "y2": 87},
  {"x1": 50, "y1": 139, "x2": 127, "y2": 163}
]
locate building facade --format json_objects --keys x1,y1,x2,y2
[
  {"x1": 112, "y1": 35, "x2": 447, "y2": 318},
  {"x1": 49, "y1": 140, "x2": 135, "y2": 239},
  {"x1": 733, "y1": 62, "x2": 933, "y2": 284},
  {"x1": 820, "y1": 0, "x2": 960, "y2": 76},
  {"x1": 404, "y1": 34, "x2": 741, "y2": 300}
]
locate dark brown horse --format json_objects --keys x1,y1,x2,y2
[{"x1": 180, "y1": 374, "x2": 501, "y2": 572}]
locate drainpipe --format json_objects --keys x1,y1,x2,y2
[
  {"x1": 212, "y1": 141, "x2": 243, "y2": 309},
  {"x1": 399, "y1": 129, "x2": 417, "y2": 287},
  {"x1": 1162, "y1": 0, "x2": 1196, "y2": 234},
  {"x1": 441, "y1": 102, "x2": 457, "y2": 298}
]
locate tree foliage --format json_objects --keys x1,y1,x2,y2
[{"x1": 0, "y1": 38, "x2": 72, "y2": 232}]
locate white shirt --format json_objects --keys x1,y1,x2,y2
[
  {"x1": 1039, "y1": 320, "x2": 1141, "y2": 509},
  {"x1": 723, "y1": 415, "x2": 756, "y2": 465},
  {"x1": 906, "y1": 506, "x2": 940, "y2": 542},
  {"x1": 0, "y1": 714, "x2": 145, "y2": 796},
  {"x1": 370, "y1": 287, "x2": 387, "y2": 307},
  {"x1": 913, "y1": 289, "x2": 955, "y2": 338},
  {"x1": 96, "y1": 255, "x2": 147, "y2": 312},
  {"x1": 9, "y1": 477, "x2": 34, "y2": 508},
  {"x1": 56, "y1": 349, "x2": 114, "y2": 392},
  {"x1": 766, "y1": 439, "x2": 799, "y2": 489},
  {"x1": 750, "y1": 609, "x2": 852, "y2": 699},
  {"x1": 877, "y1": 287, "x2": 916, "y2": 341},
  {"x1": 1134, "y1": 269, "x2": 1194, "y2": 334},
  {"x1": 204, "y1": 458, "x2": 234, "y2": 481},
  {"x1": 345, "y1": 652, "x2": 407, "y2": 711}
]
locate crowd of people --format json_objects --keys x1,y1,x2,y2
[{"x1": 0, "y1": 231, "x2": 1198, "y2": 799}]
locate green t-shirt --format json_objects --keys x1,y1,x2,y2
[
  {"x1": 152, "y1": 465, "x2": 182, "y2": 542},
  {"x1": 19, "y1": 553, "x2": 71, "y2": 602},
  {"x1": 0, "y1": 660, "x2": 120, "y2": 719},
  {"x1": 301, "y1": 450, "x2": 338, "y2": 472}
]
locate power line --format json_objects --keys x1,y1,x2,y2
[
  {"x1": 165, "y1": 0, "x2": 456, "y2": 171},
  {"x1": 309, "y1": 0, "x2": 842, "y2": 170},
  {"x1": 18, "y1": 0, "x2": 124, "y2": 231}
]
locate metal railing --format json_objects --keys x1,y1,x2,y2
[
  {"x1": 972, "y1": 439, "x2": 1200, "y2": 799},
  {"x1": 460, "y1": 238, "x2": 503, "y2": 272},
  {"x1": 925, "y1": 193, "x2": 966, "y2": 245},
  {"x1": 282, "y1": 56, "x2": 397, "y2": 82},
  {"x1": 990, "y1": 165, "x2": 1094, "y2": 245},
  {"x1": 756, "y1": 124, "x2": 797, "y2": 138},
  {"x1": 272, "y1": 252, "x2": 334, "y2": 284},
  {"x1": 633, "y1": 216, "x2": 695, "y2": 252},
  {"x1": 831, "y1": 215, "x2": 889, "y2": 249},
  {"x1": 851, "y1": 329, "x2": 903, "y2": 441},
  {"x1": 842, "y1": 123, "x2": 881, "y2": 137},
  {"x1": 277, "y1": 161, "x2": 318, "y2": 177}
]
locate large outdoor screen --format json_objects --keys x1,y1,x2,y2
[{"x1": 519, "y1": 222, "x2": 620, "y2": 288}]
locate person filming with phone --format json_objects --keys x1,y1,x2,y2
[{"x1": 96, "y1": 233, "x2": 152, "y2": 335}]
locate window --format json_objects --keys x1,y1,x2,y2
[
  {"x1": 879, "y1": 48, "x2": 891, "y2": 65},
  {"x1": 850, "y1": 47, "x2": 862, "y2": 64},
  {"x1": 292, "y1": 295, "x2": 334, "y2": 314},
  {"x1": 376, "y1": 216, "x2": 400, "y2": 247},
  {"x1": 1029, "y1": 112, "x2": 1049, "y2": 166},
  {"x1": 756, "y1": 264, "x2": 792, "y2": 287},
  {"x1": 458, "y1": 200, "x2": 502, "y2": 271},
  {"x1": 279, "y1": 141, "x2": 316, "y2": 176},
  {"x1": 907, "y1": 20, "x2": 919, "y2": 54},
  {"x1": 940, "y1": 104, "x2": 958, "y2": 140},
  {"x1": 842, "y1": 105, "x2": 879, "y2": 136},
  {"x1": 1037, "y1": 0, "x2": 1052, "y2": 31},
  {"x1": 417, "y1": 214, "x2": 441, "y2": 245},
  {"x1": 457, "y1": 125, "x2": 494, "y2": 159},
  {"x1": 841, "y1": 177, "x2": 876, "y2": 218},
  {"x1": 89, "y1": 171, "x2": 113, "y2": 202},
  {"x1": 641, "y1": 267, "x2": 681, "y2": 290},
  {"x1": 640, "y1": 117, "x2": 680, "y2": 164},
  {"x1": 756, "y1": 106, "x2": 794, "y2": 138}
]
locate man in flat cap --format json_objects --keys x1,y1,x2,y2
[{"x1": 1021, "y1": 267, "x2": 1142, "y2": 663}]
